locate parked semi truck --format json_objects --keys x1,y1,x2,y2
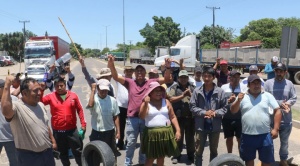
[
  {"x1": 24, "y1": 36, "x2": 69, "y2": 70},
  {"x1": 154, "y1": 35, "x2": 300, "y2": 84},
  {"x1": 129, "y1": 48, "x2": 153, "y2": 64}
]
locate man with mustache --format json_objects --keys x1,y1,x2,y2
[{"x1": 264, "y1": 63, "x2": 297, "y2": 166}]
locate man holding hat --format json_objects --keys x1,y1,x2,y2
[
  {"x1": 264, "y1": 63, "x2": 297, "y2": 166},
  {"x1": 0, "y1": 79, "x2": 18, "y2": 166},
  {"x1": 168, "y1": 70, "x2": 196, "y2": 163},
  {"x1": 240, "y1": 65, "x2": 265, "y2": 93},
  {"x1": 264, "y1": 56, "x2": 279, "y2": 79},
  {"x1": 213, "y1": 58, "x2": 230, "y2": 87},
  {"x1": 231, "y1": 74, "x2": 281, "y2": 166},
  {"x1": 221, "y1": 70, "x2": 242, "y2": 153},
  {"x1": 115, "y1": 65, "x2": 134, "y2": 150},
  {"x1": 107, "y1": 54, "x2": 172, "y2": 166},
  {"x1": 87, "y1": 79, "x2": 120, "y2": 165}
]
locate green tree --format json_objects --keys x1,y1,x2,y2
[
  {"x1": 101, "y1": 47, "x2": 110, "y2": 55},
  {"x1": 69, "y1": 43, "x2": 83, "y2": 59},
  {"x1": 277, "y1": 17, "x2": 300, "y2": 48},
  {"x1": 0, "y1": 32, "x2": 24, "y2": 61},
  {"x1": 198, "y1": 25, "x2": 235, "y2": 48},
  {"x1": 139, "y1": 16, "x2": 181, "y2": 53},
  {"x1": 239, "y1": 18, "x2": 281, "y2": 48}
]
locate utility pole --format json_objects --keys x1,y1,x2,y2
[
  {"x1": 103, "y1": 25, "x2": 110, "y2": 48},
  {"x1": 123, "y1": 0, "x2": 126, "y2": 65},
  {"x1": 206, "y1": 6, "x2": 220, "y2": 46},
  {"x1": 19, "y1": 20, "x2": 30, "y2": 42}
]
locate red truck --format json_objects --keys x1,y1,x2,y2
[{"x1": 24, "y1": 36, "x2": 69, "y2": 69}]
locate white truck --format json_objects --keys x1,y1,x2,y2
[
  {"x1": 129, "y1": 48, "x2": 153, "y2": 64},
  {"x1": 154, "y1": 35, "x2": 200, "y2": 72},
  {"x1": 20, "y1": 64, "x2": 47, "y2": 82}
]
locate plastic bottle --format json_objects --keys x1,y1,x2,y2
[
  {"x1": 55, "y1": 53, "x2": 72, "y2": 66},
  {"x1": 43, "y1": 72, "x2": 48, "y2": 82}
]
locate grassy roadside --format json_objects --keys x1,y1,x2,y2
[{"x1": 293, "y1": 109, "x2": 300, "y2": 121}]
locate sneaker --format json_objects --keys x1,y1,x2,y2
[
  {"x1": 172, "y1": 158, "x2": 178, "y2": 164},
  {"x1": 279, "y1": 160, "x2": 289, "y2": 166}
]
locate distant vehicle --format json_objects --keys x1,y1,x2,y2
[
  {"x1": 4, "y1": 56, "x2": 16, "y2": 65},
  {"x1": 105, "y1": 52, "x2": 125, "y2": 61},
  {"x1": 99, "y1": 55, "x2": 106, "y2": 59},
  {"x1": 20, "y1": 64, "x2": 47, "y2": 82},
  {"x1": 0, "y1": 56, "x2": 7, "y2": 67},
  {"x1": 129, "y1": 48, "x2": 154, "y2": 64}
]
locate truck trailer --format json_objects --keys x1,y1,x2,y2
[{"x1": 24, "y1": 36, "x2": 69, "y2": 70}]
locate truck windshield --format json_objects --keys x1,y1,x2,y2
[
  {"x1": 25, "y1": 47, "x2": 52, "y2": 59},
  {"x1": 170, "y1": 48, "x2": 180, "y2": 56},
  {"x1": 27, "y1": 67, "x2": 45, "y2": 75}
]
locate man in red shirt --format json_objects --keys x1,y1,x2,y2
[{"x1": 40, "y1": 78, "x2": 86, "y2": 166}]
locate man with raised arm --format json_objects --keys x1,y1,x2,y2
[{"x1": 107, "y1": 54, "x2": 171, "y2": 166}]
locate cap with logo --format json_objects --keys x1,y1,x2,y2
[
  {"x1": 220, "y1": 60, "x2": 228, "y2": 65},
  {"x1": 178, "y1": 70, "x2": 189, "y2": 77},
  {"x1": 249, "y1": 65, "x2": 258, "y2": 71},
  {"x1": 274, "y1": 63, "x2": 287, "y2": 71},
  {"x1": 229, "y1": 70, "x2": 241, "y2": 76},
  {"x1": 247, "y1": 74, "x2": 261, "y2": 83},
  {"x1": 272, "y1": 56, "x2": 279, "y2": 62},
  {"x1": 194, "y1": 66, "x2": 203, "y2": 73}
]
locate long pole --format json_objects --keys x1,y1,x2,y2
[
  {"x1": 123, "y1": 0, "x2": 126, "y2": 65},
  {"x1": 103, "y1": 25, "x2": 110, "y2": 48},
  {"x1": 58, "y1": 17, "x2": 81, "y2": 59}
]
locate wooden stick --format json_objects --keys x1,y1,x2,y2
[{"x1": 58, "y1": 17, "x2": 82, "y2": 59}]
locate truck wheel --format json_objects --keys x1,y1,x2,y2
[
  {"x1": 81, "y1": 141, "x2": 115, "y2": 166},
  {"x1": 208, "y1": 153, "x2": 245, "y2": 166},
  {"x1": 294, "y1": 71, "x2": 300, "y2": 85}
]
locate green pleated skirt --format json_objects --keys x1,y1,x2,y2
[{"x1": 141, "y1": 125, "x2": 180, "y2": 159}]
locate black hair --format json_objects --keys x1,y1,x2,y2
[
  {"x1": 202, "y1": 66, "x2": 215, "y2": 77},
  {"x1": 54, "y1": 77, "x2": 66, "y2": 86},
  {"x1": 20, "y1": 77, "x2": 37, "y2": 95}
]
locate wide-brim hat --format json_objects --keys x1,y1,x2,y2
[{"x1": 143, "y1": 82, "x2": 166, "y2": 99}]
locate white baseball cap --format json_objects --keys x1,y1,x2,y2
[
  {"x1": 97, "y1": 79, "x2": 110, "y2": 91},
  {"x1": 272, "y1": 56, "x2": 279, "y2": 62}
]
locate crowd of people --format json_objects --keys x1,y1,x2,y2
[{"x1": 0, "y1": 55, "x2": 297, "y2": 166}]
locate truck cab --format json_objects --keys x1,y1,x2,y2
[
  {"x1": 24, "y1": 39, "x2": 55, "y2": 70},
  {"x1": 154, "y1": 35, "x2": 199, "y2": 72}
]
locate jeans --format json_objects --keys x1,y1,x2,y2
[
  {"x1": 194, "y1": 131, "x2": 220, "y2": 166},
  {"x1": 125, "y1": 117, "x2": 146, "y2": 166},
  {"x1": 279, "y1": 124, "x2": 292, "y2": 160},
  {"x1": 0, "y1": 141, "x2": 18, "y2": 166}
]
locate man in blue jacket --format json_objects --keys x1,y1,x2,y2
[{"x1": 264, "y1": 56, "x2": 279, "y2": 79}]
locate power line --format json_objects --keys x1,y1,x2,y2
[{"x1": 206, "y1": 6, "x2": 220, "y2": 46}]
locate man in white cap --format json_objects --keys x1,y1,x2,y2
[
  {"x1": 264, "y1": 56, "x2": 279, "y2": 79},
  {"x1": 240, "y1": 65, "x2": 265, "y2": 92},
  {"x1": 87, "y1": 79, "x2": 120, "y2": 165},
  {"x1": 148, "y1": 68, "x2": 159, "y2": 79}
]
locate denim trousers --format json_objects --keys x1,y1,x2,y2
[
  {"x1": 0, "y1": 141, "x2": 18, "y2": 166},
  {"x1": 124, "y1": 117, "x2": 146, "y2": 166},
  {"x1": 194, "y1": 130, "x2": 220, "y2": 166},
  {"x1": 17, "y1": 148, "x2": 54, "y2": 166},
  {"x1": 279, "y1": 124, "x2": 292, "y2": 160}
]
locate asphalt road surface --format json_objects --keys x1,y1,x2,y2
[{"x1": 0, "y1": 58, "x2": 300, "y2": 166}]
